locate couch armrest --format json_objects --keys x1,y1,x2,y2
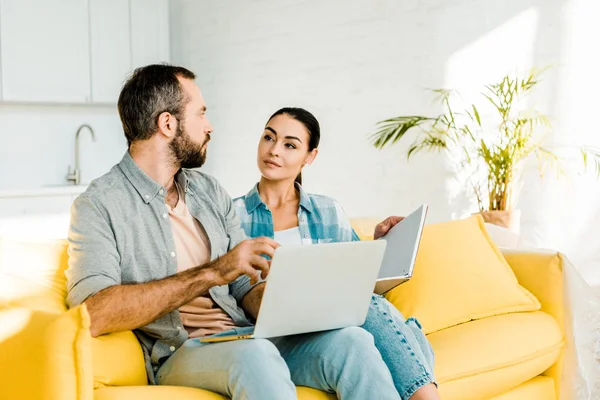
[
  {"x1": 0, "y1": 305, "x2": 93, "y2": 400},
  {"x1": 501, "y1": 249, "x2": 565, "y2": 397},
  {"x1": 501, "y1": 249, "x2": 564, "y2": 332}
]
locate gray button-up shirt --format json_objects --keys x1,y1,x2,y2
[{"x1": 66, "y1": 152, "x2": 253, "y2": 383}]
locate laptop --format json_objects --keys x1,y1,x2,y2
[
  {"x1": 373, "y1": 204, "x2": 428, "y2": 295},
  {"x1": 201, "y1": 240, "x2": 387, "y2": 343}
]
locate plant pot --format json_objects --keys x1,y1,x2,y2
[{"x1": 478, "y1": 209, "x2": 521, "y2": 234}]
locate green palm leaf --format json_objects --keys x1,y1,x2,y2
[{"x1": 370, "y1": 116, "x2": 433, "y2": 149}]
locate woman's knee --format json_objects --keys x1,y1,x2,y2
[{"x1": 329, "y1": 326, "x2": 377, "y2": 355}]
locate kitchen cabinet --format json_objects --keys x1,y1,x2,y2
[
  {"x1": 0, "y1": 0, "x2": 91, "y2": 103},
  {"x1": 0, "y1": 0, "x2": 170, "y2": 105},
  {"x1": 89, "y1": 0, "x2": 132, "y2": 104},
  {"x1": 0, "y1": 187, "x2": 87, "y2": 238},
  {"x1": 131, "y1": 0, "x2": 170, "y2": 69},
  {"x1": 0, "y1": 196, "x2": 73, "y2": 220}
]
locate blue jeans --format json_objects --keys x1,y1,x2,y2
[
  {"x1": 362, "y1": 294, "x2": 436, "y2": 399},
  {"x1": 156, "y1": 325, "x2": 400, "y2": 400}
]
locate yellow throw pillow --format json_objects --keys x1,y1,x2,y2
[
  {"x1": 385, "y1": 215, "x2": 540, "y2": 334},
  {"x1": 92, "y1": 331, "x2": 148, "y2": 388}
]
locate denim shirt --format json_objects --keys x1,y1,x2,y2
[
  {"x1": 66, "y1": 152, "x2": 254, "y2": 383},
  {"x1": 233, "y1": 183, "x2": 360, "y2": 243}
]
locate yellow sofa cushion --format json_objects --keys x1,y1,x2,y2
[
  {"x1": 384, "y1": 215, "x2": 541, "y2": 334},
  {"x1": 94, "y1": 385, "x2": 336, "y2": 400},
  {"x1": 93, "y1": 331, "x2": 148, "y2": 388},
  {"x1": 94, "y1": 386, "x2": 228, "y2": 400},
  {"x1": 0, "y1": 305, "x2": 93, "y2": 400},
  {"x1": 489, "y1": 376, "x2": 556, "y2": 399},
  {"x1": 0, "y1": 236, "x2": 69, "y2": 312},
  {"x1": 430, "y1": 311, "x2": 563, "y2": 400}
]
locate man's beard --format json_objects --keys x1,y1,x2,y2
[{"x1": 169, "y1": 123, "x2": 209, "y2": 169}]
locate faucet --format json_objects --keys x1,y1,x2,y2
[{"x1": 67, "y1": 124, "x2": 97, "y2": 185}]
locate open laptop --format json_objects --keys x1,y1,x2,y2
[
  {"x1": 201, "y1": 240, "x2": 387, "y2": 343},
  {"x1": 373, "y1": 204, "x2": 428, "y2": 295}
]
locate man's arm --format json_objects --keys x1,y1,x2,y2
[
  {"x1": 84, "y1": 264, "x2": 217, "y2": 337},
  {"x1": 84, "y1": 238, "x2": 277, "y2": 337},
  {"x1": 241, "y1": 282, "x2": 265, "y2": 320},
  {"x1": 67, "y1": 194, "x2": 277, "y2": 337}
]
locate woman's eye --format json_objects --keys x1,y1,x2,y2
[
  {"x1": 264, "y1": 134, "x2": 273, "y2": 141},
  {"x1": 285, "y1": 143, "x2": 296, "y2": 149}
]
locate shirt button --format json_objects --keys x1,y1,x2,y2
[
  {"x1": 153, "y1": 366, "x2": 158, "y2": 371},
  {"x1": 162, "y1": 213, "x2": 168, "y2": 219},
  {"x1": 177, "y1": 326, "x2": 183, "y2": 330},
  {"x1": 171, "y1": 251, "x2": 176, "y2": 257},
  {"x1": 169, "y1": 346, "x2": 176, "y2": 352},
  {"x1": 159, "y1": 189, "x2": 164, "y2": 194},
  {"x1": 144, "y1": 194, "x2": 150, "y2": 199},
  {"x1": 304, "y1": 234, "x2": 309, "y2": 238}
]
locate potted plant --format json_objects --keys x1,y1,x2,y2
[{"x1": 370, "y1": 68, "x2": 600, "y2": 232}]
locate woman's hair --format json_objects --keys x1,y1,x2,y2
[{"x1": 267, "y1": 107, "x2": 320, "y2": 185}]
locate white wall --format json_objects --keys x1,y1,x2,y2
[
  {"x1": 0, "y1": 105, "x2": 127, "y2": 189},
  {"x1": 170, "y1": 0, "x2": 600, "y2": 283},
  {"x1": 170, "y1": 0, "x2": 458, "y2": 220}
]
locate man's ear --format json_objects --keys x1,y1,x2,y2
[
  {"x1": 305, "y1": 148, "x2": 319, "y2": 166},
  {"x1": 156, "y1": 111, "x2": 178, "y2": 139}
]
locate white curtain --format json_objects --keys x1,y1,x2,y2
[{"x1": 561, "y1": 256, "x2": 600, "y2": 400}]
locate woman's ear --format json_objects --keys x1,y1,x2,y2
[{"x1": 305, "y1": 148, "x2": 319, "y2": 166}]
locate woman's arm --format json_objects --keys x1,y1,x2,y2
[{"x1": 241, "y1": 282, "x2": 266, "y2": 319}]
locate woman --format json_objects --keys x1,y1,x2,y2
[{"x1": 233, "y1": 107, "x2": 440, "y2": 400}]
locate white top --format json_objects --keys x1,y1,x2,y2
[{"x1": 274, "y1": 227, "x2": 303, "y2": 246}]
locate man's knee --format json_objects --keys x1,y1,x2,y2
[{"x1": 230, "y1": 339, "x2": 287, "y2": 375}]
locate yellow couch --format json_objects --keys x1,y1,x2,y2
[{"x1": 0, "y1": 220, "x2": 565, "y2": 400}]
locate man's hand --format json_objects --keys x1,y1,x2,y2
[
  {"x1": 83, "y1": 237, "x2": 279, "y2": 337},
  {"x1": 373, "y1": 216, "x2": 405, "y2": 240},
  {"x1": 207, "y1": 237, "x2": 279, "y2": 285}
]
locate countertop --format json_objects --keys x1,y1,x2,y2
[{"x1": 0, "y1": 185, "x2": 89, "y2": 198}]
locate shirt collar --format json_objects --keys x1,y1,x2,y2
[
  {"x1": 118, "y1": 151, "x2": 189, "y2": 204},
  {"x1": 244, "y1": 182, "x2": 314, "y2": 214}
]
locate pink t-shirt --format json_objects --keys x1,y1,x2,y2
[{"x1": 168, "y1": 183, "x2": 236, "y2": 338}]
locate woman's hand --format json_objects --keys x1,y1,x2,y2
[{"x1": 373, "y1": 216, "x2": 405, "y2": 240}]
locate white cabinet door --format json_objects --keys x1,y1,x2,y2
[
  {"x1": 0, "y1": 196, "x2": 73, "y2": 239},
  {"x1": 130, "y1": 0, "x2": 170, "y2": 68},
  {"x1": 0, "y1": 0, "x2": 91, "y2": 103},
  {"x1": 89, "y1": 0, "x2": 132, "y2": 104}
]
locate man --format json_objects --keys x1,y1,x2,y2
[{"x1": 66, "y1": 64, "x2": 401, "y2": 400}]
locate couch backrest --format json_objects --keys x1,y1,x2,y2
[
  {"x1": 349, "y1": 218, "x2": 380, "y2": 241},
  {"x1": 0, "y1": 236, "x2": 69, "y2": 313}
]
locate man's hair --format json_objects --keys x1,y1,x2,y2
[{"x1": 117, "y1": 64, "x2": 196, "y2": 146}]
